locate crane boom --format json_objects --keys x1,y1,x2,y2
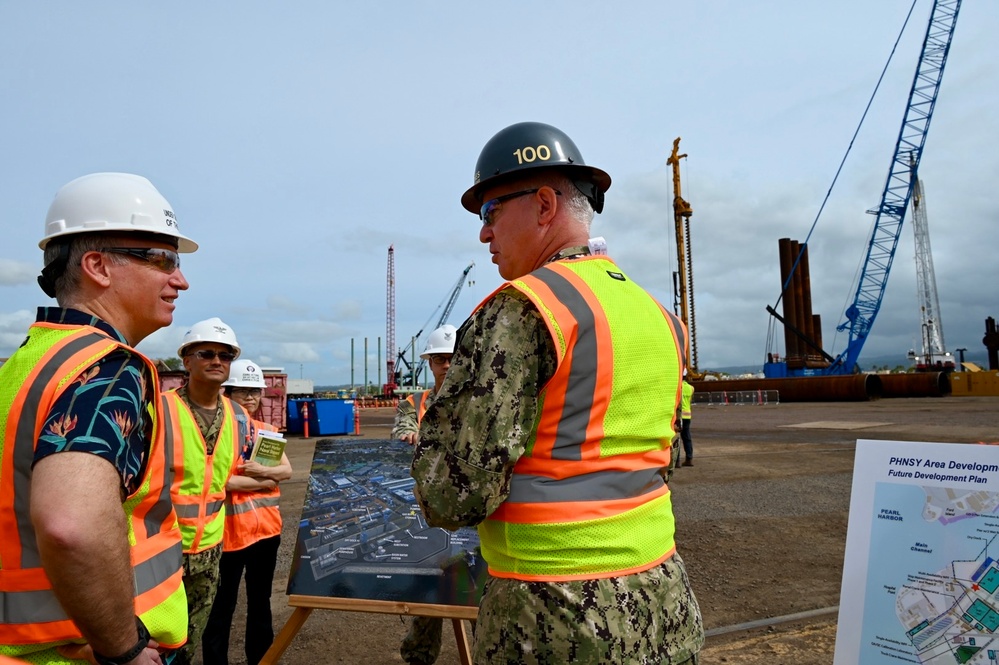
[
  {"x1": 909, "y1": 171, "x2": 952, "y2": 369},
  {"x1": 411, "y1": 262, "x2": 474, "y2": 381},
  {"x1": 395, "y1": 262, "x2": 475, "y2": 386},
  {"x1": 832, "y1": 0, "x2": 961, "y2": 374}
]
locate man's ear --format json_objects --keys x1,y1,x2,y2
[
  {"x1": 79, "y1": 250, "x2": 113, "y2": 288},
  {"x1": 536, "y1": 186, "x2": 559, "y2": 227}
]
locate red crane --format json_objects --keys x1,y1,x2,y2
[{"x1": 383, "y1": 245, "x2": 398, "y2": 395}]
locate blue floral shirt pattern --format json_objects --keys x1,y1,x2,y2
[{"x1": 32, "y1": 307, "x2": 155, "y2": 496}]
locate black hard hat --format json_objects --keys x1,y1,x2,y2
[{"x1": 460, "y1": 121, "x2": 612, "y2": 215}]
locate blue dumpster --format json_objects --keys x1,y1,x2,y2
[
  {"x1": 310, "y1": 398, "x2": 355, "y2": 436},
  {"x1": 286, "y1": 399, "x2": 305, "y2": 435}
]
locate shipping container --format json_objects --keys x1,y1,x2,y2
[{"x1": 157, "y1": 370, "x2": 288, "y2": 432}]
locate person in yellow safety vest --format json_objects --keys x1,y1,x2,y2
[
  {"x1": 0, "y1": 173, "x2": 195, "y2": 665},
  {"x1": 203, "y1": 359, "x2": 292, "y2": 665},
  {"x1": 391, "y1": 325, "x2": 455, "y2": 665},
  {"x1": 411, "y1": 122, "x2": 704, "y2": 663},
  {"x1": 162, "y1": 318, "x2": 249, "y2": 665},
  {"x1": 680, "y1": 373, "x2": 695, "y2": 466}
]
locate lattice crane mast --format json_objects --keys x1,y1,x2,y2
[
  {"x1": 383, "y1": 245, "x2": 398, "y2": 395},
  {"x1": 667, "y1": 137, "x2": 697, "y2": 373},
  {"x1": 907, "y1": 164, "x2": 953, "y2": 370},
  {"x1": 830, "y1": 0, "x2": 961, "y2": 374}
]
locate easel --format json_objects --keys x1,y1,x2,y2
[{"x1": 260, "y1": 594, "x2": 478, "y2": 665}]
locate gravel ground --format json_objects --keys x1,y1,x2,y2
[{"x1": 206, "y1": 395, "x2": 999, "y2": 665}]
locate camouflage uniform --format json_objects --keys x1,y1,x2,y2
[
  {"x1": 173, "y1": 387, "x2": 229, "y2": 665},
  {"x1": 176, "y1": 543, "x2": 224, "y2": 665},
  {"x1": 392, "y1": 392, "x2": 446, "y2": 664},
  {"x1": 392, "y1": 395, "x2": 421, "y2": 441},
  {"x1": 412, "y1": 247, "x2": 703, "y2": 664}
]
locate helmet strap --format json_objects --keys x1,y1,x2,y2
[
  {"x1": 37, "y1": 242, "x2": 71, "y2": 298},
  {"x1": 572, "y1": 180, "x2": 605, "y2": 214}
]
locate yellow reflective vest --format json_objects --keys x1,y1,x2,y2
[
  {"x1": 161, "y1": 391, "x2": 245, "y2": 554},
  {"x1": 0, "y1": 323, "x2": 187, "y2": 659},
  {"x1": 477, "y1": 257, "x2": 688, "y2": 581},
  {"x1": 681, "y1": 381, "x2": 694, "y2": 419}
]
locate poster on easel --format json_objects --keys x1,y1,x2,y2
[
  {"x1": 286, "y1": 438, "x2": 488, "y2": 607},
  {"x1": 834, "y1": 439, "x2": 999, "y2": 665}
]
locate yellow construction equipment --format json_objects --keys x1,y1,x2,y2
[{"x1": 667, "y1": 137, "x2": 697, "y2": 374}]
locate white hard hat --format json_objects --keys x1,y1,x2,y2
[
  {"x1": 420, "y1": 324, "x2": 457, "y2": 359},
  {"x1": 40, "y1": 172, "x2": 198, "y2": 252},
  {"x1": 224, "y1": 359, "x2": 267, "y2": 388},
  {"x1": 178, "y1": 317, "x2": 241, "y2": 359}
]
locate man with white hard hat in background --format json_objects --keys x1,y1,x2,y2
[
  {"x1": 391, "y1": 324, "x2": 457, "y2": 665},
  {"x1": 393, "y1": 324, "x2": 457, "y2": 446},
  {"x1": 0, "y1": 173, "x2": 195, "y2": 665},
  {"x1": 203, "y1": 359, "x2": 292, "y2": 665},
  {"x1": 161, "y1": 318, "x2": 250, "y2": 665}
]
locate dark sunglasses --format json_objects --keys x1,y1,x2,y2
[
  {"x1": 101, "y1": 247, "x2": 180, "y2": 273},
  {"x1": 429, "y1": 354, "x2": 452, "y2": 366},
  {"x1": 479, "y1": 188, "x2": 561, "y2": 226},
  {"x1": 188, "y1": 349, "x2": 237, "y2": 362}
]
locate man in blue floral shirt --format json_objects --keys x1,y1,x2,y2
[{"x1": 0, "y1": 173, "x2": 198, "y2": 665}]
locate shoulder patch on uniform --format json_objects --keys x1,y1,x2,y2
[{"x1": 606, "y1": 271, "x2": 627, "y2": 281}]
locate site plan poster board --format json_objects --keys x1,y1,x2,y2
[
  {"x1": 835, "y1": 439, "x2": 999, "y2": 665},
  {"x1": 286, "y1": 438, "x2": 488, "y2": 608}
]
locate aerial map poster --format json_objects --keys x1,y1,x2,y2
[
  {"x1": 286, "y1": 438, "x2": 488, "y2": 609},
  {"x1": 835, "y1": 439, "x2": 999, "y2": 665}
]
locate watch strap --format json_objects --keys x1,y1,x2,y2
[{"x1": 92, "y1": 617, "x2": 151, "y2": 665}]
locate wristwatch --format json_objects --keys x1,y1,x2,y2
[{"x1": 92, "y1": 617, "x2": 151, "y2": 665}]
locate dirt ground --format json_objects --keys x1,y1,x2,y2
[{"x1": 211, "y1": 395, "x2": 999, "y2": 665}]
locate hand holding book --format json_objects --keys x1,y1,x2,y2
[{"x1": 249, "y1": 430, "x2": 287, "y2": 467}]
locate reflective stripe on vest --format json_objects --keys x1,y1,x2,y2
[
  {"x1": 161, "y1": 392, "x2": 242, "y2": 554},
  {"x1": 681, "y1": 381, "x2": 694, "y2": 419},
  {"x1": 477, "y1": 257, "x2": 686, "y2": 581},
  {"x1": 223, "y1": 490, "x2": 281, "y2": 551},
  {"x1": 0, "y1": 323, "x2": 187, "y2": 651},
  {"x1": 222, "y1": 416, "x2": 282, "y2": 551}
]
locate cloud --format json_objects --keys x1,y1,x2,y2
[
  {"x1": 0, "y1": 260, "x2": 36, "y2": 286},
  {"x1": 0, "y1": 310, "x2": 35, "y2": 352},
  {"x1": 275, "y1": 342, "x2": 321, "y2": 363},
  {"x1": 265, "y1": 294, "x2": 310, "y2": 316}
]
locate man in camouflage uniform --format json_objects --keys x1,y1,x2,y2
[
  {"x1": 411, "y1": 122, "x2": 703, "y2": 664},
  {"x1": 393, "y1": 325, "x2": 458, "y2": 664},
  {"x1": 164, "y1": 318, "x2": 249, "y2": 665}
]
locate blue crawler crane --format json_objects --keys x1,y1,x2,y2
[{"x1": 765, "y1": 0, "x2": 962, "y2": 378}]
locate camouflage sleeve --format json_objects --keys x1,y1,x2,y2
[
  {"x1": 411, "y1": 288, "x2": 556, "y2": 531},
  {"x1": 392, "y1": 398, "x2": 418, "y2": 439},
  {"x1": 666, "y1": 397, "x2": 681, "y2": 482}
]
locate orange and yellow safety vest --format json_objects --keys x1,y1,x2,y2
[
  {"x1": 405, "y1": 390, "x2": 432, "y2": 424},
  {"x1": 222, "y1": 418, "x2": 283, "y2": 552},
  {"x1": 477, "y1": 256, "x2": 687, "y2": 582},
  {"x1": 0, "y1": 323, "x2": 187, "y2": 657},
  {"x1": 161, "y1": 392, "x2": 244, "y2": 554}
]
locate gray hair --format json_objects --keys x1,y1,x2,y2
[
  {"x1": 521, "y1": 171, "x2": 594, "y2": 231},
  {"x1": 43, "y1": 234, "x2": 128, "y2": 303},
  {"x1": 551, "y1": 174, "x2": 595, "y2": 230}
]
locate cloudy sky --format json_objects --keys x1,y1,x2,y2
[{"x1": 1, "y1": 1, "x2": 996, "y2": 386}]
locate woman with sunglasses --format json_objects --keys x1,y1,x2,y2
[{"x1": 203, "y1": 359, "x2": 292, "y2": 665}]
